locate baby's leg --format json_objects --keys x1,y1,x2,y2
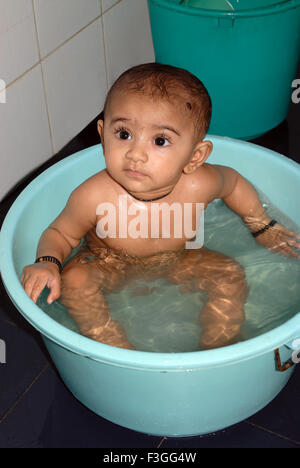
[
  {"x1": 59, "y1": 257, "x2": 135, "y2": 349},
  {"x1": 168, "y1": 249, "x2": 248, "y2": 349}
]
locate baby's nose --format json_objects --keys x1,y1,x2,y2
[{"x1": 125, "y1": 142, "x2": 148, "y2": 163}]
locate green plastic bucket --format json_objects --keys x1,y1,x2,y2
[{"x1": 148, "y1": 0, "x2": 300, "y2": 139}]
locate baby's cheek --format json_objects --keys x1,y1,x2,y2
[{"x1": 105, "y1": 159, "x2": 120, "y2": 172}]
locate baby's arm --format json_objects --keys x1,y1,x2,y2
[
  {"x1": 21, "y1": 181, "x2": 97, "y2": 304},
  {"x1": 206, "y1": 165, "x2": 300, "y2": 258}
]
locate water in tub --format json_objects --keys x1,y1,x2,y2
[
  {"x1": 37, "y1": 188, "x2": 300, "y2": 352},
  {"x1": 179, "y1": 0, "x2": 238, "y2": 11},
  {"x1": 179, "y1": 0, "x2": 284, "y2": 10}
]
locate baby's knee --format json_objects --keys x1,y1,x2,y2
[
  {"x1": 204, "y1": 258, "x2": 247, "y2": 300},
  {"x1": 61, "y1": 264, "x2": 91, "y2": 290},
  {"x1": 228, "y1": 260, "x2": 246, "y2": 281},
  {"x1": 223, "y1": 260, "x2": 248, "y2": 299}
]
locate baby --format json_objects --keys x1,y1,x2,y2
[{"x1": 21, "y1": 63, "x2": 300, "y2": 350}]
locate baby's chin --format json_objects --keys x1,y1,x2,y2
[
  {"x1": 106, "y1": 168, "x2": 175, "y2": 198},
  {"x1": 107, "y1": 169, "x2": 151, "y2": 193}
]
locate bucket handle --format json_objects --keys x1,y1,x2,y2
[{"x1": 275, "y1": 338, "x2": 300, "y2": 372}]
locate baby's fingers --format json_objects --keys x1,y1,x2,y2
[
  {"x1": 281, "y1": 227, "x2": 300, "y2": 241},
  {"x1": 278, "y1": 237, "x2": 300, "y2": 255},
  {"x1": 269, "y1": 242, "x2": 300, "y2": 259},
  {"x1": 32, "y1": 277, "x2": 50, "y2": 303},
  {"x1": 21, "y1": 268, "x2": 31, "y2": 286},
  {"x1": 24, "y1": 276, "x2": 47, "y2": 303},
  {"x1": 285, "y1": 238, "x2": 300, "y2": 250},
  {"x1": 281, "y1": 246, "x2": 300, "y2": 259},
  {"x1": 47, "y1": 277, "x2": 61, "y2": 304}
]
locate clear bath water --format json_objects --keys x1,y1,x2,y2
[
  {"x1": 179, "y1": 0, "x2": 284, "y2": 11},
  {"x1": 180, "y1": 0, "x2": 237, "y2": 11},
  {"x1": 38, "y1": 188, "x2": 300, "y2": 353}
]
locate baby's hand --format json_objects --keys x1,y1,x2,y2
[
  {"x1": 254, "y1": 223, "x2": 300, "y2": 259},
  {"x1": 21, "y1": 262, "x2": 61, "y2": 304}
]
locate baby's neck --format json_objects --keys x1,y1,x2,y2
[{"x1": 125, "y1": 188, "x2": 174, "y2": 202}]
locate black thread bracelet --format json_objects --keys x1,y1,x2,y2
[
  {"x1": 251, "y1": 219, "x2": 278, "y2": 238},
  {"x1": 35, "y1": 256, "x2": 63, "y2": 273}
]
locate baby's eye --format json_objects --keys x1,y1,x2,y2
[
  {"x1": 154, "y1": 136, "x2": 170, "y2": 147},
  {"x1": 116, "y1": 129, "x2": 131, "y2": 140}
]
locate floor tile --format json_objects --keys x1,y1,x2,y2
[
  {"x1": 160, "y1": 420, "x2": 299, "y2": 448},
  {"x1": 39, "y1": 373, "x2": 164, "y2": 448},
  {"x1": 246, "y1": 364, "x2": 300, "y2": 444},
  {"x1": 0, "y1": 320, "x2": 48, "y2": 421},
  {"x1": 0, "y1": 276, "x2": 24, "y2": 326},
  {"x1": 0, "y1": 363, "x2": 55, "y2": 448}
]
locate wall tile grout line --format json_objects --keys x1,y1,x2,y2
[
  {"x1": 101, "y1": 0, "x2": 125, "y2": 89},
  {"x1": 31, "y1": 0, "x2": 55, "y2": 155},
  {"x1": 3, "y1": 12, "x2": 104, "y2": 91},
  {"x1": 31, "y1": 0, "x2": 42, "y2": 69},
  {"x1": 0, "y1": 363, "x2": 49, "y2": 425},
  {"x1": 102, "y1": 0, "x2": 124, "y2": 15},
  {"x1": 2, "y1": 61, "x2": 41, "y2": 92},
  {"x1": 101, "y1": 4, "x2": 110, "y2": 92},
  {"x1": 39, "y1": 14, "x2": 102, "y2": 63}
]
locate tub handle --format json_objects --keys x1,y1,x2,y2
[
  {"x1": 275, "y1": 348, "x2": 294, "y2": 372},
  {"x1": 275, "y1": 339, "x2": 300, "y2": 372}
]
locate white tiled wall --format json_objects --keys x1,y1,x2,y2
[{"x1": 0, "y1": 0, "x2": 154, "y2": 200}]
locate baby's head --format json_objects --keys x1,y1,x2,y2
[
  {"x1": 103, "y1": 62, "x2": 212, "y2": 141},
  {"x1": 98, "y1": 63, "x2": 213, "y2": 199}
]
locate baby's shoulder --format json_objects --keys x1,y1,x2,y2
[
  {"x1": 81, "y1": 168, "x2": 108, "y2": 184},
  {"x1": 187, "y1": 163, "x2": 223, "y2": 189},
  {"x1": 180, "y1": 163, "x2": 225, "y2": 205},
  {"x1": 69, "y1": 169, "x2": 113, "y2": 208},
  {"x1": 75, "y1": 169, "x2": 111, "y2": 194}
]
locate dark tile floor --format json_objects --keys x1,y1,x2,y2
[{"x1": 1, "y1": 89, "x2": 300, "y2": 448}]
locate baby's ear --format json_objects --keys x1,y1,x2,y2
[
  {"x1": 183, "y1": 140, "x2": 213, "y2": 174},
  {"x1": 97, "y1": 119, "x2": 104, "y2": 146}
]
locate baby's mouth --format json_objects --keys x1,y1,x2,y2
[{"x1": 124, "y1": 168, "x2": 147, "y2": 178}]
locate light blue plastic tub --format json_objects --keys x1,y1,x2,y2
[{"x1": 1, "y1": 137, "x2": 300, "y2": 436}]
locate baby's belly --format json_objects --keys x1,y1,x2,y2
[
  {"x1": 87, "y1": 229, "x2": 190, "y2": 256},
  {"x1": 106, "y1": 237, "x2": 188, "y2": 256}
]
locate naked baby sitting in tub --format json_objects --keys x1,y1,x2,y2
[{"x1": 21, "y1": 63, "x2": 300, "y2": 350}]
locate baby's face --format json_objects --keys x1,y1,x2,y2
[{"x1": 98, "y1": 91, "x2": 207, "y2": 198}]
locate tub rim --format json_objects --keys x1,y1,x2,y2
[
  {"x1": 148, "y1": 0, "x2": 300, "y2": 19},
  {"x1": 1, "y1": 137, "x2": 300, "y2": 371}
]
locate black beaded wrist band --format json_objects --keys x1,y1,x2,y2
[
  {"x1": 251, "y1": 219, "x2": 278, "y2": 238},
  {"x1": 35, "y1": 256, "x2": 63, "y2": 273}
]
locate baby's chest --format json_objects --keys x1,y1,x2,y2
[{"x1": 95, "y1": 198, "x2": 204, "y2": 240}]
